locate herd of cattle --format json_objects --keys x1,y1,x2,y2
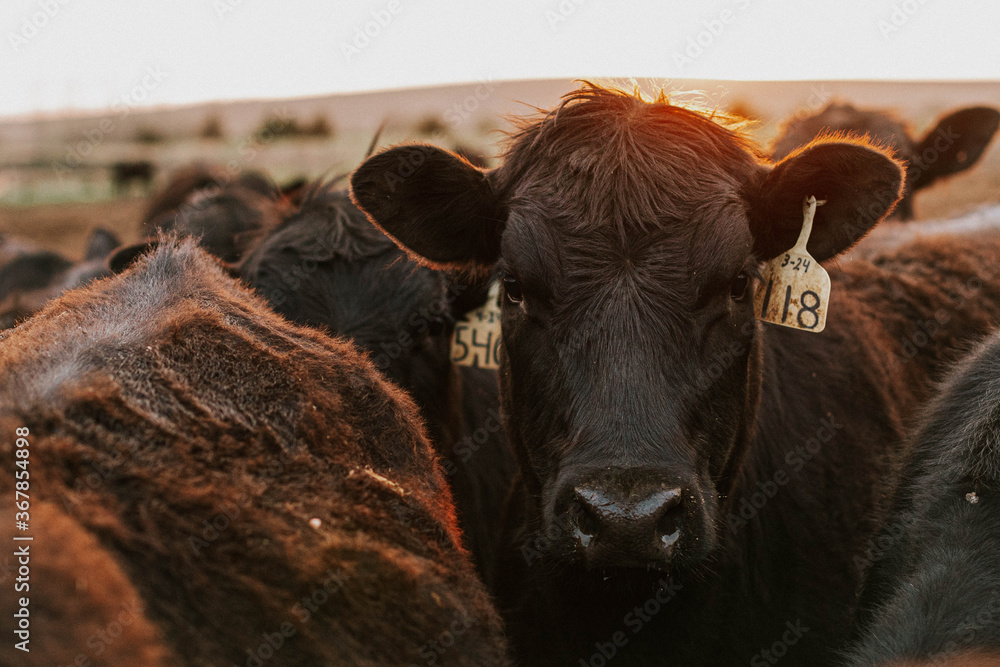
[{"x1": 2, "y1": 83, "x2": 1000, "y2": 666}]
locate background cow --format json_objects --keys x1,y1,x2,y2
[
  {"x1": 351, "y1": 83, "x2": 1000, "y2": 665},
  {"x1": 844, "y1": 330, "x2": 1000, "y2": 665},
  {"x1": 771, "y1": 102, "x2": 1000, "y2": 220},
  {"x1": 239, "y1": 180, "x2": 515, "y2": 582},
  {"x1": 143, "y1": 164, "x2": 288, "y2": 262},
  {"x1": 0, "y1": 227, "x2": 121, "y2": 329},
  {"x1": 0, "y1": 238, "x2": 508, "y2": 666}
]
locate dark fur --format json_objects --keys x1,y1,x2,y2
[
  {"x1": 239, "y1": 181, "x2": 515, "y2": 581},
  {"x1": 111, "y1": 160, "x2": 155, "y2": 194},
  {"x1": 0, "y1": 227, "x2": 121, "y2": 329},
  {"x1": 772, "y1": 103, "x2": 1000, "y2": 220},
  {"x1": 351, "y1": 83, "x2": 1000, "y2": 665},
  {"x1": 844, "y1": 331, "x2": 1000, "y2": 665},
  {"x1": 143, "y1": 164, "x2": 285, "y2": 262},
  {"x1": 0, "y1": 239, "x2": 507, "y2": 666}
]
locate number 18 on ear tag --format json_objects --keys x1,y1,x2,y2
[
  {"x1": 450, "y1": 281, "x2": 502, "y2": 369},
  {"x1": 754, "y1": 196, "x2": 831, "y2": 333}
]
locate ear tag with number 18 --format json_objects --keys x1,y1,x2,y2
[{"x1": 754, "y1": 196, "x2": 831, "y2": 333}]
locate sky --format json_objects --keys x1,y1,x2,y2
[{"x1": 2, "y1": 0, "x2": 999, "y2": 118}]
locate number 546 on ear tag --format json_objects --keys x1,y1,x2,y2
[{"x1": 754, "y1": 196, "x2": 831, "y2": 333}]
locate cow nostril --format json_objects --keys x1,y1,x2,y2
[
  {"x1": 657, "y1": 511, "x2": 681, "y2": 549},
  {"x1": 573, "y1": 500, "x2": 601, "y2": 544}
]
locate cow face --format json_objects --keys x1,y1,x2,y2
[{"x1": 352, "y1": 85, "x2": 903, "y2": 573}]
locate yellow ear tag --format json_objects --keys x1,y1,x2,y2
[
  {"x1": 754, "y1": 196, "x2": 831, "y2": 333},
  {"x1": 450, "y1": 281, "x2": 501, "y2": 369}
]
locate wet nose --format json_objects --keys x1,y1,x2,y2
[{"x1": 570, "y1": 485, "x2": 683, "y2": 568}]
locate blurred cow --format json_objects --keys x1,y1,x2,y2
[
  {"x1": 142, "y1": 164, "x2": 287, "y2": 262},
  {"x1": 845, "y1": 331, "x2": 1000, "y2": 665},
  {"x1": 772, "y1": 103, "x2": 999, "y2": 219},
  {"x1": 0, "y1": 227, "x2": 121, "y2": 329}
]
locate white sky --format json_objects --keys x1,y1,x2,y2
[{"x1": 2, "y1": 0, "x2": 999, "y2": 118}]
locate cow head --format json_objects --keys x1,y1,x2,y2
[
  {"x1": 772, "y1": 102, "x2": 999, "y2": 220},
  {"x1": 351, "y1": 84, "x2": 903, "y2": 573},
  {"x1": 239, "y1": 184, "x2": 490, "y2": 446}
]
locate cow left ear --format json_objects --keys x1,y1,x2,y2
[
  {"x1": 909, "y1": 106, "x2": 1000, "y2": 191},
  {"x1": 750, "y1": 141, "x2": 904, "y2": 262}
]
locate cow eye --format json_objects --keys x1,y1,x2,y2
[
  {"x1": 730, "y1": 272, "x2": 750, "y2": 301},
  {"x1": 503, "y1": 276, "x2": 523, "y2": 304}
]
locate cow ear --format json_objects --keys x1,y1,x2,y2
[
  {"x1": 750, "y1": 141, "x2": 904, "y2": 261},
  {"x1": 909, "y1": 107, "x2": 1000, "y2": 191},
  {"x1": 350, "y1": 145, "x2": 505, "y2": 271},
  {"x1": 107, "y1": 240, "x2": 160, "y2": 274},
  {"x1": 83, "y1": 227, "x2": 122, "y2": 261}
]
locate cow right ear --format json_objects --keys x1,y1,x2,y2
[
  {"x1": 350, "y1": 145, "x2": 505, "y2": 271},
  {"x1": 107, "y1": 240, "x2": 160, "y2": 274}
]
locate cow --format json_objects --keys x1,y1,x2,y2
[
  {"x1": 111, "y1": 160, "x2": 155, "y2": 195},
  {"x1": 143, "y1": 164, "x2": 287, "y2": 262},
  {"x1": 350, "y1": 83, "x2": 1000, "y2": 665},
  {"x1": 239, "y1": 180, "x2": 515, "y2": 583},
  {"x1": 0, "y1": 238, "x2": 508, "y2": 666},
  {"x1": 771, "y1": 102, "x2": 1000, "y2": 220},
  {"x1": 0, "y1": 227, "x2": 121, "y2": 329},
  {"x1": 843, "y1": 331, "x2": 1000, "y2": 666}
]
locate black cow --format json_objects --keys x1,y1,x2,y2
[
  {"x1": 0, "y1": 238, "x2": 508, "y2": 666},
  {"x1": 111, "y1": 160, "x2": 155, "y2": 194},
  {"x1": 0, "y1": 227, "x2": 121, "y2": 329},
  {"x1": 772, "y1": 102, "x2": 1000, "y2": 220},
  {"x1": 351, "y1": 83, "x2": 1000, "y2": 665},
  {"x1": 239, "y1": 181, "x2": 514, "y2": 582},
  {"x1": 844, "y1": 331, "x2": 1000, "y2": 666},
  {"x1": 143, "y1": 164, "x2": 286, "y2": 262}
]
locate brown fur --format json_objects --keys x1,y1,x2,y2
[{"x1": 0, "y1": 239, "x2": 507, "y2": 666}]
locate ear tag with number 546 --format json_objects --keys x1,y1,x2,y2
[
  {"x1": 754, "y1": 196, "x2": 831, "y2": 333},
  {"x1": 450, "y1": 281, "x2": 502, "y2": 369}
]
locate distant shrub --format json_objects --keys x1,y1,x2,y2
[
  {"x1": 135, "y1": 126, "x2": 165, "y2": 144},
  {"x1": 304, "y1": 115, "x2": 333, "y2": 138},
  {"x1": 200, "y1": 115, "x2": 224, "y2": 140},
  {"x1": 415, "y1": 115, "x2": 448, "y2": 137},
  {"x1": 254, "y1": 114, "x2": 333, "y2": 140}
]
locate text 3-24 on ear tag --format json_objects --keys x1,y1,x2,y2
[
  {"x1": 754, "y1": 196, "x2": 831, "y2": 333},
  {"x1": 450, "y1": 281, "x2": 501, "y2": 369}
]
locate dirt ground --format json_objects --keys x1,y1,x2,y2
[{"x1": 0, "y1": 197, "x2": 147, "y2": 259}]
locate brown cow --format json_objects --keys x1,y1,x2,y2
[{"x1": 0, "y1": 238, "x2": 507, "y2": 666}]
